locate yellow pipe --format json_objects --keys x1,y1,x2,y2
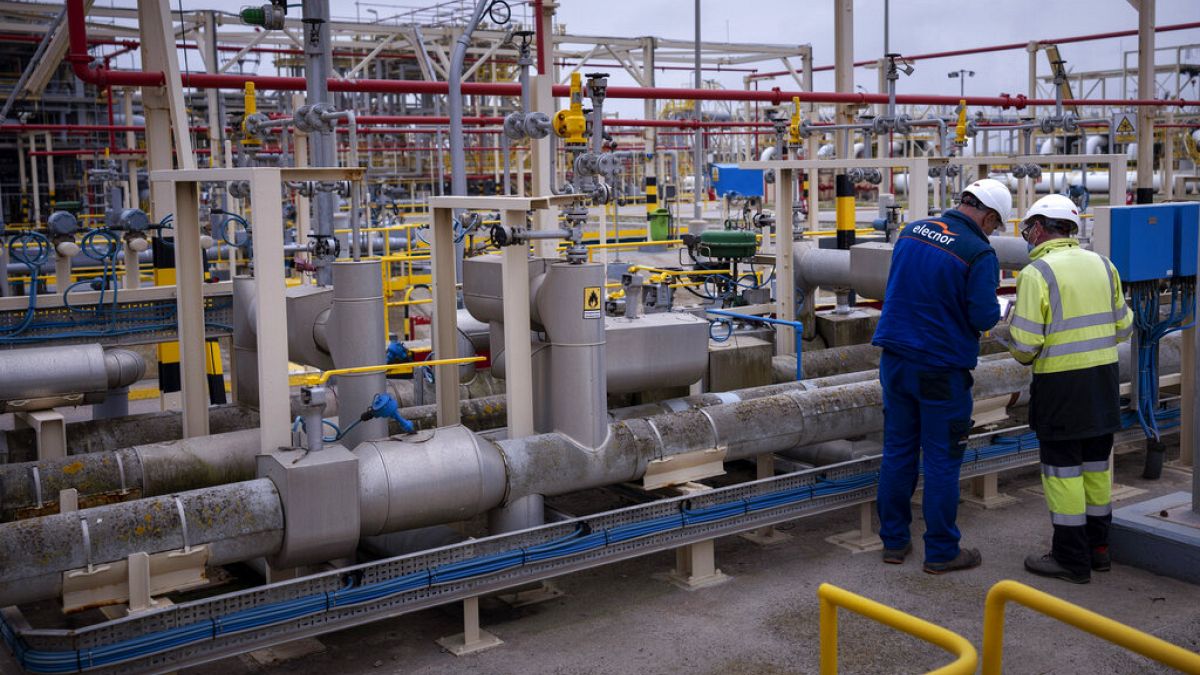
[
  {"x1": 296, "y1": 356, "x2": 484, "y2": 386},
  {"x1": 981, "y1": 580, "x2": 1200, "y2": 675},
  {"x1": 818, "y1": 583, "x2": 977, "y2": 675}
]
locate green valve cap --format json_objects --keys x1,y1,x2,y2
[{"x1": 240, "y1": 6, "x2": 266, "y2": 25}]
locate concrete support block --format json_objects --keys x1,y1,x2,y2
[
  {"x1": 825, "y1": 501, "x2": 883, "y2": 553},
  {"x1": 1111, "y1": 492, "x2": 1200, "y2": 584},
  {"x1": 437, "y1": 596, "x2": 503, "y2": 656},
  {"x1": 707, "y1": 336, "x2": 773, "y2": 392},
  {"x1": 961, "y1": 473, "x2": 1019, "y2": 510},
  {"x1": 815, "y1": 307, "x2": 881, "y2": 348}
]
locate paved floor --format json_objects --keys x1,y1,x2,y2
[{"x1": 186, "y1": 443, "x2": 1200, "y2": 675}]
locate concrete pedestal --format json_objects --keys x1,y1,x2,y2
[
  {"x1": 1110, "y1": 491, "x2": 1200, "y2": 584},
  {"x1": 815, "y1": 307, "x2": 881, "y2": 348}
]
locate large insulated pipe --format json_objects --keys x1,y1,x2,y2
[
  {"x1": 0, "y1": 345, "x2": 144, "y2": 412},
  {"x1": 0, "y1": 429, "x2": 262, "y2": 521},
  {"x1": 0, "y1": 479, "x2": 283, "y2": 607},
  {"x1": 792, "y1": 235, "x2": 1031, "y2": 298},
  {"x1": 0, "y1": 337, "x2": 1173, "y2": 604},
  {"x1": 0, "y1": 404, "x2": 258, "y2": 463},
  {"x1": 0, "y1": 396, "x2": 512, "y2": 521},
  {"x1": 329, "y1": 260, "x2": 388, "y2": 447}
]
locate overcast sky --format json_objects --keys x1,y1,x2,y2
[{"x1": 116, "y1": 0, "x2": 1200, "y2": 115}]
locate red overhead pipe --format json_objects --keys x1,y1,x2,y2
[
  {"x1": 63, "y1": 0, "x2": 1199, "y2": 110},
  {"x1": 753, "y1": 21, "x2": 1200, "y2": 79},
  {"x1": 0, "y1": 123, "x2": 208, "y2": 134},
  {"x1": 29, "y1": 148, "x2": 212, "y2": 156}
]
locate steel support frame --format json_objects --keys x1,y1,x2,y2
[{"x1": 150, "y1": 167, "x2": 359, "y2": 449}]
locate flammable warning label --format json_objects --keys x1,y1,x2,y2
[{"x1": 583, "y1": 286, "x2": 602, "y2": 319}]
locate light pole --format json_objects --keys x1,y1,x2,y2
[{"x1": 947, "y1": 69, "x2": 975, "y2": 98}]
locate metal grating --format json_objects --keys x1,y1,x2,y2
[{"x1": 0, "y1": 297, "x2": 233, "y2": 349}]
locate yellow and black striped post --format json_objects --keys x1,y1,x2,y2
[
  {"x1": 152, "y1": 237, "x2": 226, "y2": 406},
  {"x1": 644, "y1": 175, "x2": 658, "y2": 220},
  {"x1": 835, "y1": 174, "x2": 855, "y2": 250}
]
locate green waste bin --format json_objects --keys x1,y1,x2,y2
[{"x1": 649, "y1": 207, "x2": 672, "y2": 241}]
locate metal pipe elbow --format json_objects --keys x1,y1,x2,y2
[{"x1": 103, "y1": 348, "x2": 146, "y2": 390}]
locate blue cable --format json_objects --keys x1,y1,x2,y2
[{"x1": 1, "y1": 232, "x2": 50, "y2": 336}]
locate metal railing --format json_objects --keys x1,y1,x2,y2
[
  {"x1": 818, "y1": 583, "x2": 978, "y2": 675},
  {"x1": 982, "y1": 579, "x2": 1200, "y2": 674}
]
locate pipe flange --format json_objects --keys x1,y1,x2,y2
[
  {"x1": 871, "y1": 116, "x2": 892, "y2": 136},
  {"x1": 524, "y1": 111, "x2": 552, "y2": 139},
  {"x1": 228, "y1": 180, "x2": 251, "y2": 199},
  {"x1": 503, "y1": 112, "x2": 527, "y2": 140},
  {"x1": 1061, "y1": 113, "x2": 1079, "y2": 133},
  {"x1": 294, "y1": 103, "x2": 336, "y2": 134},
  {"x1": 1039, "y1": 116, "x2": 1058, "y2": 134},
  {"x1": 1011, "y1": 164, "x2": 1028, "y2": 179},
  {"x1": 893, "y1": 114, "x2": 912, "y2": 135},
  {"x1": 243, "y1": 112, "x2": 270, "y2": 138},
  {"x1": 574, "y1": 152, "x2": 599, "y2": 177},
  {"x1": 595, "y1": 153, "x2": 618, "y2": 178}
]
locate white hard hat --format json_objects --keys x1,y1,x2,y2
[
  {"x1": 1023, "y1": 194, "x2": 1081, "y2": 234},
  {"x1": 962, "y1": 178, "x2": 1013, "y2": 225}
]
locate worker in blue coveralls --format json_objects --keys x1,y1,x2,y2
[{"x1": 871, "y1": 178, "x2": 1011, "y2": 573}]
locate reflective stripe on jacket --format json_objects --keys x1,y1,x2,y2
[{"x1": 1008, "y1": 238, "x2": 1134, "y2": 375}]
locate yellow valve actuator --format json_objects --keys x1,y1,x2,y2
[
  {"x1": 242, "y1": 82, "x2": 261, "y2": 146},
  {"x1": 789, "y1": 96, "x2": 802, "y2": 145},
  {"x1": 553, "y1": 72, "x2": 588, "y2": 145},
  {"x1": 954, "y1": 99, "x2": 968, "y2": 147}
]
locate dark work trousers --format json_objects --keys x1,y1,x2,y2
[
  {"x1": 877, "y1": 351, "x2": 975, "y2": 564},
  {"x1": 1038, "y1": 434, "x2": 1114, "y2": 577}
]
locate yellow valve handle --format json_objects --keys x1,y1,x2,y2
[{"x1": 295, "y1": 356, "x2": 486, "y2": 386}]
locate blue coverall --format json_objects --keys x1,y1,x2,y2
[{"x1": 872, "y1": 208, "x2": 1000, "y2": 563}]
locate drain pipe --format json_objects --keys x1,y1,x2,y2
[
  {"x1": 448, "y1": 0, "x2": 494, "y2": 282},
  {"x1": 301, "y1": 0, "x2": 337, "y2": 286}
]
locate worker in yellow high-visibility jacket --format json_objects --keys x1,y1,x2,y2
[{"x1": 1004, "y1": 194, "x2": 1134, "y2": 584}]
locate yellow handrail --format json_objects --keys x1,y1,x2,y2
[
  {"x1": 981, "y1": 579, "x2": 1200, "y2": 675},
  {"x1": 294, "y1": 356, "x2": 484, "y2": 386},
  {"x1": 818, "y1": 583, "x2": 977, "y2": 675}
]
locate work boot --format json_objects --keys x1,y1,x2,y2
[
  {"x1": 1091, "y1": 546, "x2": 1112, "y2": 572},
  {"x1": 922, "y1": 547, "x2": 982, "y2": 574},
  {"x1": 1024, "y1": 553, "x2": 1090, "y2": 584},
  {"x1": 882, "y1": 542, "x2": 912, "y2": 565}
]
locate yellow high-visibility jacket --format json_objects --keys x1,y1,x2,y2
[{"x1": 1008, "y1": 238, "x2": 1134, "y2": 374}]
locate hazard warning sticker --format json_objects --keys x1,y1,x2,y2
[
  {"x1": 583, "y1": 286, "x2": 603, "y2": 319},
  {"x1": 1113, "y1": 112, "x2": 1137, "y2": 144}
]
